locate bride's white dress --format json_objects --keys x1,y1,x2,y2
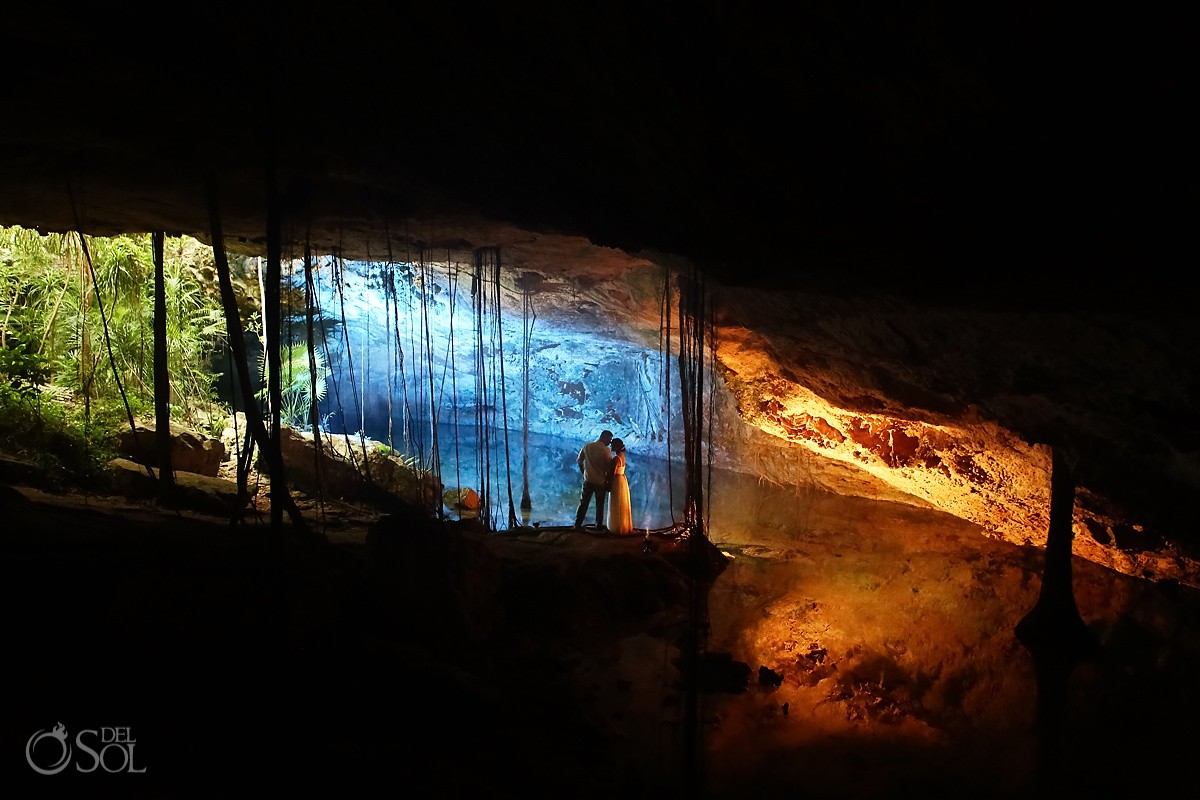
[{"x1": 607, "y1": 454, "x2": 634, "y2": 534}]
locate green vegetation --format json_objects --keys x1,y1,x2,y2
[
  {"x1": 0, "y1": 226, "x2": 241, "y2": 484},
  {"x1": 257, "y1": 342, "x2": 329, "y2": 430},
  {"x1": 0, "y1": 226, "x2": 440, "y2": 512}
]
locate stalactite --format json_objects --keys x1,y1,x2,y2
[
  {"x1": 360, "y1": 272, "x2": 368, "y2": 436},
  {"x1": 304, "y1": 236, "x2": 327, "y2": 523},
  {"x1": 383, "y1": 247, "x2": 393, "y2": 451},
  {"x1": 379, "y1": 238, "x2": 413, "y2": 457},
  {"x1": 1016, "y1": 445, "x2": 1099, "y2": 791},
  {"x1": 310, "y1": 260, "x2": 350, "y2": 467},
  {"x1": 671, "y1": 261, "x2": 718, "y2": 800},
  {"x1": 520, "y1": 276, "x2": 535, "y2": 515},
  {"x1": 462, "y1": 246, "x2": 520, "y2": 529},
  {"x1": 256, "y1": 257, "x2": 271, "y2": 420},
  {"x1": 330, "y1": 252, "x2": 368, "y2": 482},
  {"x1": 448, "y1": 254, "x2": 463, "y2": 505},
  {"x1": 67, "y1": 185, "x2": 149, "y2": 479},
  {"x1": 677, "y1": 267, "x2": 708, "y2": 533},
  {"x1": 673, "y1": 264, "x2": 715, "y2": 533},
  {"x1": 151, "y1": 230, "x2": 175, "y2": 499},
  {"x1": 491, "y1": 250, "x2": 518, "y2": 530},
  {"x1": 264, "y1": 159, "x2": 286, "y2": 532},
  {"x1": 662, "y1": 263, "x2": 676, "y2": 525},
  {"x1": 435, "y1": 309, "x2": 454, "y2": 411},
  {"x1": 285, "y1": 238, "x2": 296, "y2": 405},
  {"x1": 420, "y1": 249, "x2": 443, "y2": 520},
  {"x1": 700, "y1": 291, "x2": 710, "y2": 534},
  {"x1": 404, "y1": 239, "x2": 426, "y2": 462},
  {"x1": 204, "y1": 170, "x2": 305, "y2": 533},
  {"x1": 473, "y1": 249, "x2": 491, "y2": 530}
]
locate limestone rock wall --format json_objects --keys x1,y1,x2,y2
[{"x1": 253, "y1": 255, "x2": 1199, "y2": 587}]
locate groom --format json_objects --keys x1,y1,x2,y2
[{"x1": 573, "y1": 429, "x2": 613, "y2": 530}]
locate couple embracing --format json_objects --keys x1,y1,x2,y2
[{"x1": 573, "y1": 429, "x2": 633, "y2": 534}]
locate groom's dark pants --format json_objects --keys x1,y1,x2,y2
[{"x1": 574, "y1": 480, "x2": 607, "y2": 528}]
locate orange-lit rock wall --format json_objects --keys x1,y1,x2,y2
[{"x1": 706, "y1": 289, "x2": 1198, "y2": 588}]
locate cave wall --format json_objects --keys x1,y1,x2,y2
[{"x1": 284, "y1": 251, "x2": 1200, "y2": 588}]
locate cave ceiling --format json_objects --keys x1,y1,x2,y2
[
  {"x1": 3, "y1": 6, "x2": 1198, "y2": 583},
  {"x1": 4, "y1": 5, "x2": 1193, "y2": 303}
]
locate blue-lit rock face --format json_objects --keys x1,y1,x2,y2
[
  {"x1": 264, "y1": 253, "x2": 694, "y2": 529},
  {"x1": 293, "y1": 254, "x2": 682, "y2": 464}
]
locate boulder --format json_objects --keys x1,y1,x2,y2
[
  {"x1": 277, "y1": 428, "x2": 441, "y2": 510},
  {"x1": 116, "y1": 420, "x2": 226, "y2": 477},
  {"x1": 107, "y1": 457, "x2": 243, "y2": 515}
]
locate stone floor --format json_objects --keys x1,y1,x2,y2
[{"x1": 3, "y1": 456, "x2": 1198, "y2": 798}]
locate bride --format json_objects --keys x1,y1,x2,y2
[{"x1": 606, "y1": 438, "x2": 634, "y2": 535}]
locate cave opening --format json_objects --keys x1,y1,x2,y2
[{"x1": 221, "y1": 246, "x2": 712, "y2": 533}]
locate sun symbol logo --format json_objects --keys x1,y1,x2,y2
[{"x1": 26, "y1": 721, "x2": 72, "y2": 775}]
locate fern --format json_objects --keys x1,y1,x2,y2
[{"x1": 257, "y1": 342, "x2": 328, "y2": 430}]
